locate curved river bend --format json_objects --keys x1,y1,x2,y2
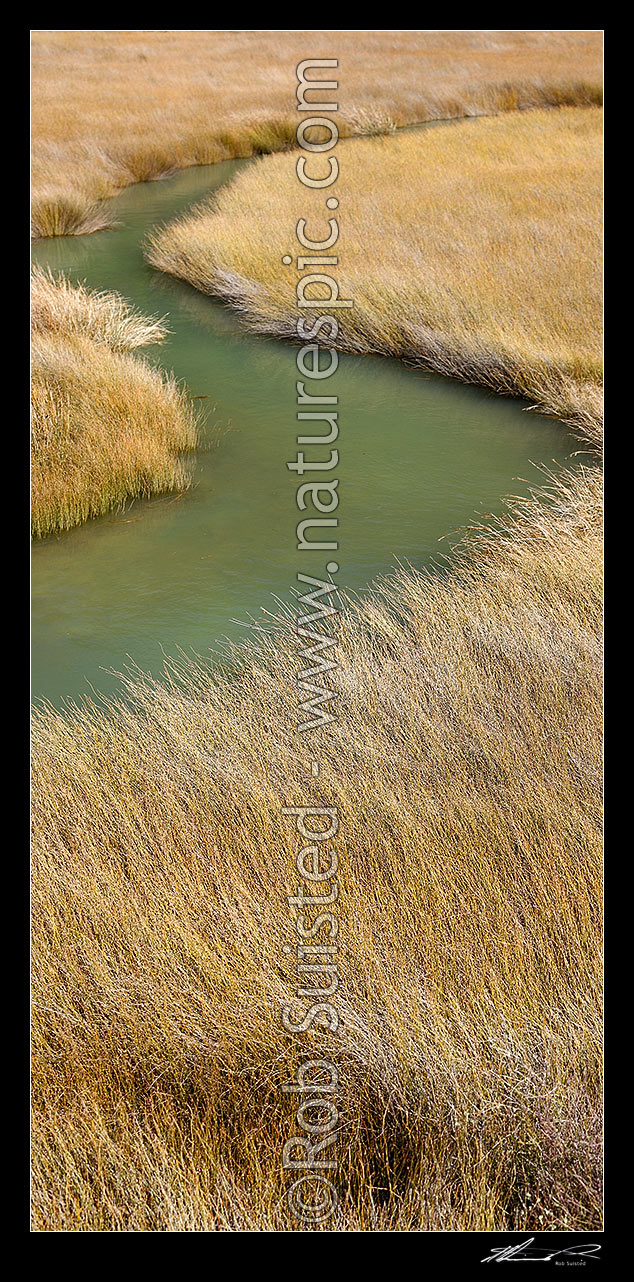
[{"x1": 32, "y1": 156, "x2": 581, "y2": 706}]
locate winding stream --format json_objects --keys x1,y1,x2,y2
[{"x1": 32, "y1": 155, "x2": 582, "y2": 706}]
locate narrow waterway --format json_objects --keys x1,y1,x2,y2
[{"x1": 32, "y1": 154, "x2": 581, "y2": 706}]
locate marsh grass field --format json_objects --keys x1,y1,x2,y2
[
  {"x1": 149, "y1": 106, "x2": 602, "y2": 436},
  {"x1": 31, "y1": 30, "x2": 602, "y2": 238},
  {"x1": 30, "y1": 29, "x2": 603, "y2": 1233},
  {"x1": 32, "y1": 466, "x2": 602, "y2": 1231},
  {"x1": 31, "y1": 268, "x2": 198, "y2": 537}
]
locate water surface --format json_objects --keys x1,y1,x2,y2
[{"x1": 32, "y1": 157, "x2": 581, "y2": 705}]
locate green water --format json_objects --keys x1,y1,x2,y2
[{"x1": 32, "y1": 157, "x2": 582, "y2": 707}]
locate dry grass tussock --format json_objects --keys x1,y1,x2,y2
[
  {"x1": 31, "y1": 268, "x2": 198, "y2": 538},
  {"x1": 31, "y1": 465, "x2": 602, "y2": 1231},
  {"x1": 31, "y1": 30, "x2": 602, "y2": 237},
  {"x1": 149, "y1": 107, "x2": 602, "y2": 439}
]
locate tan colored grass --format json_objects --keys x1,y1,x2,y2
[
  {"x1": 148, "y1": 106, "x2": 602, "y2": 439},
  {"x1": 31, "y1": 270, "x2": 198, "y2": 538},
  {"x1": 31, "y1": 30, "x2": 602, "y2": 237},
  {"x1": 31, "y1": 265, "x2": 169, "y2": 350},
  {"x1": 31, "y1": 464, "x2": 602, "y2": 1231}
]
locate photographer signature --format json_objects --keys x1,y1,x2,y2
[{"x1": 482, "y1": 1238, "x2": 601, "y2": 1263}]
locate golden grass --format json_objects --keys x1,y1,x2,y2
[
  {"x1": 31, "y1": 269, "x2": 198, "y2": 538},
  {"x1": 31, "y1": 465, "x2": 602, "y2": 1231},
  {"x1": 148, "y1": 106, "x2": 602, "y2": 438},
  {"x1": 31, "y1": 30, "x2": 602, "y2": 238}
]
